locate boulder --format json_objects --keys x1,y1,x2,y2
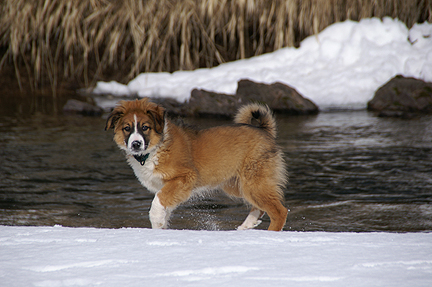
[
  {"x1": 368, "y1": 75, "x2": 432, "y2": 117},
  {"x1": 187, "y1": 89, "x2": 240, "y2": 118},
  {"x1": 236, "y1": 79, "x2": 319, "y2": 115},
  {"x1": 150, "y1": 97, "x2": 188, "y2": 116},
  {"x1": 183, "y1": 79, "x2": 319, "y2": 118}
]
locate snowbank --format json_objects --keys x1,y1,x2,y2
[
  {"x1": 1, "y1": 226, "x2": 431, "y2": 286},
  {"x1": 93, "y1": 18, "x2": 432, "y2": 110}
]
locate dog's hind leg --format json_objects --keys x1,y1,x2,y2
[
  {"x1": 221, "y1": 178, "x2": 264, "y2": 230},
  {"x1": 237, "y1": 207, "x2": 265, "y2": 230},
  {"x1": 241, "y1": 181, "x2": 288, "y2": 231},
  {"x1": 261, "y1": 198, "x2": 288, "y2": 231}
]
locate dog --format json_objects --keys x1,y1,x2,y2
[{"x1": 105, "y1": 98, "x2": 288, "y2": 231}]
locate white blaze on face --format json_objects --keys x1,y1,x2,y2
[{"x1": 128, "y1": 114, "x2": 146, "y2": 154}]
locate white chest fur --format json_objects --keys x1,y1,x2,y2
[{"x1": 127, "y1": 155, "x2": 164, "y2": 193}]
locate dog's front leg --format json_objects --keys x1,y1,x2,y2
[
  {"x1": 149, "y1": 172, "x2": 196, "y2": 229},
  {"x1": 149, "y1": 193, "x2": 173, "y2": 229}
]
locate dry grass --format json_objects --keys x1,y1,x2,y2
[{"x1": 0, "y1": 0, "x2": 430, "y2": 92}]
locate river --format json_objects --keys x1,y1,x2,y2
[{"x1": 1, "y1": 109, "x2": 431, "y2": 232}]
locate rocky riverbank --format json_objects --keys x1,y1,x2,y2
[{"x1": 78, "y1": 76, "x2": 432, "y2": 118}]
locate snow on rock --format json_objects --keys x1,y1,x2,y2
[
  {"x1": 1, "y1": 226, "x2": 431, "y2": 287},
  {"x1": 93, "y1": 17, "x2": 432, "y2": 110}
]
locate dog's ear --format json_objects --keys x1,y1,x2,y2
[
  {"x1": 147, "y1": 105, "x2": 166, "y2": 134},
  {"x1": 105, "y1": 104, "x2": 125, "y2": 131}
]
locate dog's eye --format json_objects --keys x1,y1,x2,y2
[
  {"x1": 123, "y1": 126, "x2": 131, "y2": 132},
  {"x1": 142, "y1": 125, "x2": 150, "y2": 132}
]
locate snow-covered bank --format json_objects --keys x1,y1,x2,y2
[
  {"x1": 1, "y1": 226, "x2": 431, "y2": 287},
  {"x1": 93, "y1": 17, "x2": 432, "y2": 110}
]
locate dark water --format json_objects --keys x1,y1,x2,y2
[{"x1": 1, "y1": 111, "x2": 431, "y2": 232}]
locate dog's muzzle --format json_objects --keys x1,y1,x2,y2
[{"x1": 131, "y1": 140, "x2": 142, "y2": 152}]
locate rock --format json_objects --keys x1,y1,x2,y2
[
  {"x1": 187, "y1": 89, "x2": 240, "y2": 118},
  {"x1": 99, "y1": 80, "x2": 319, "y2": 118},
  {"x1": 183, "y1": 80, "x2": 319, "y2": 118},
  {"x1": 368, "y1": 75, "x2": 432, "y2": 117},
  {"x1": 63, "y1": 99, "x2": 103, "y2": 116},
  {"x1": 236, "y1": 79, "x2": 319, "y2": 115},
  {"x1": 150, "y1": 97, "x2": 188, "y2": 116}
]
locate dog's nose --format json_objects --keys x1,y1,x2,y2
[{"x1": 131, "y1": 141, "x2": 142, "y2": 150}]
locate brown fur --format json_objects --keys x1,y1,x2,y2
[{"x1": 106, "y1": 98, "x2": 288, "y2": 231}]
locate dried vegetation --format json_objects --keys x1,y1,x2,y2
[{"x1": 0, "y1": 0, "x2": 431, "y2": 92}]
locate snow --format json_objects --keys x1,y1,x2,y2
[
  {"x1": 2, "y1": 226, "x2": 431, "y2": 287},
  {"x1": 93, "y1": 17, "x2": 432, "y2": 110}
]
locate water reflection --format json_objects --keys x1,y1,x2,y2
[{"x1": 1, "y1": 111, "x2": 431, "y2": 231}]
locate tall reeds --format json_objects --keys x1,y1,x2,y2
[{"x1": 0, "y1": 0, "x2": 430, "y2": 92}]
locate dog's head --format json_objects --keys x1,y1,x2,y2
[{"x1": 105, "y1": 98, "x2": 165, "y2": 159}]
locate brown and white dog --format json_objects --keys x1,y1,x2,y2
[{"x1": 105, "y1": 98, "x2": 288, "y2": 231}]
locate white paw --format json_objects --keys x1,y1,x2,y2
[
  {"x1": 149, "y1": 194, "x2": 171, "y2": 229},
  {"x1": 237, "y1": 209, "x2": 264, "y2": 230},
  {"x1": 237, "y1": 220, "x2": 262, "y2": 230}
]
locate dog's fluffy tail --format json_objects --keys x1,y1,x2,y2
[{"x1": 234, "y1": 103, "x2": 277, "y2": 138}]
